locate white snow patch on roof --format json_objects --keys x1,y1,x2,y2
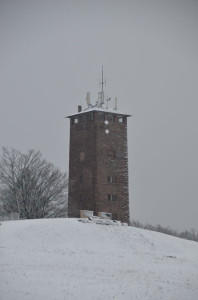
[{"x1": 66, "y1": 106, "x2": 131, "y2": 117}]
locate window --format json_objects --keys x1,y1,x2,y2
[
  {"x1": 108, "y1": 194, "x2": 117, "y2": 202},
  {"x1": 107, "y1": 176, "x2": 117, "y2": 183},
  {"x1": 118, "y1": 116, "x2": 124, "y2": 123},
  {"x1": 74, "y1": 118, "x2": 78, "y2": 124},
  {"x1": 108, "y1": 114, "x2": 113, "y2": 122},
  {"x1": 87, "y1": 113, "x2": 94, "y2": 121},
  {"x1": 79, "y1": 115, "x2": 86, "y2": 123},
  {"x1": 98, "y1": 112, "x2": 105, "y2": 121},
  {"x1": 108, "y1": 176, "x2": 112, "y2": 183}
]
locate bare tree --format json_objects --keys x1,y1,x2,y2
[
  {"x1": 130, "y1": 220, "x2": 198, "y2": 242},
  {"x1": 0, "y1": 147, "x2": 68, "y2": 219}
]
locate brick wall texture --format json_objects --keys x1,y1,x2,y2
[{"x1": 68, "y1": 110, "x2": 130, "y2": 223}]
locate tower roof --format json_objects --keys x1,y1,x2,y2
[{"x1": 66, "y1": 107, "x2": 131, "y2": 118}]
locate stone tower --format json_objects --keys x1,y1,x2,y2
[{"x1": 67, "y1": 79, "x2": 130, "y2": 223}]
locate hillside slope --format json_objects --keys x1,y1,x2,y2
[{"x1": 0, "y1": 218, "x2": 198, "y2": 300}]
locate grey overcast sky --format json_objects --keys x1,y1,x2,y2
[{"x1": 0, "y1": 0, "x2": 198, "y2": 231}]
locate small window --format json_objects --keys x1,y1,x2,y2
[
  {"x1": 87, "y1": 113, "x2": 94, "y2": 121},
  {"x1": 118, "y1": 116, "x2": 124, "y2": 123},
  {"x1": 79, "y1": 115, "x2": 86, "y2": 123},
  {"x1": 108, "y1": 194, "x2": 117, "y2": 202},
  {"x1": 108, "y1": 114, "x2": 113, "y2": 122},
  {"x1": 107, "y1": 176, "x2": 117, "y2": 183},
  {"x1": 74, "y1": 118, "x2": 78, "y2": 124},
  {"x1": 112, "y1": 195, "x2": 117, "y2": 202},
  {"x1": 108, "y1": 176, "x2": 113, "y2": 183},
  {"x1": 98, "y1": 112, "x2": 105, "y2": 121}
]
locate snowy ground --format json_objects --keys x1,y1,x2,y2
[{"x1": 0, "y1": 218, "x2": 198, "y2": 300}]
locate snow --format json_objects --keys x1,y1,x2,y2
[
  {"x1": 0, "y1": 218, "x2": 198, "y2": 300},
  {"x1": 79, "y1": 216, "x2": 127, "y2": 226},
  {"x1": 66, "y1": 106, "x2": 131, "y2": 118}
]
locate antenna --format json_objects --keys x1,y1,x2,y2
[
  {"x1": 99, "y1": 66, "x2": 106, "y2": 92},
  {"x1": 106, "y1": 96, "x2": 111, "y2": 109},
  {"x1": 86, "y1": 92, "x2": 91, "y2": 108},
  {"x1": 98, "y1": 66, "x2": 106, "y2": 107},
  {"x1": 97, "y1": 93, "x2": 101, "y2": 107},
  {"x1": 114, "y1": 97, "x2": 118, "y2": 110}
]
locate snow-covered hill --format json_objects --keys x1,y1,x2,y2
[{"x1": 0, "y1": 218, "x2": 198, "y2": 300}]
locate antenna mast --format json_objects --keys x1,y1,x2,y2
[
  {"x1": 101, "y1": 66, "x2": 105, "y2": 92},
  {"x1": 98, "y1": 66, "x2": 106, "y2": 107}
]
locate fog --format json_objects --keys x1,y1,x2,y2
[{"x1": 0, "y1": 0, "x2": 198, "y2": 231}]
